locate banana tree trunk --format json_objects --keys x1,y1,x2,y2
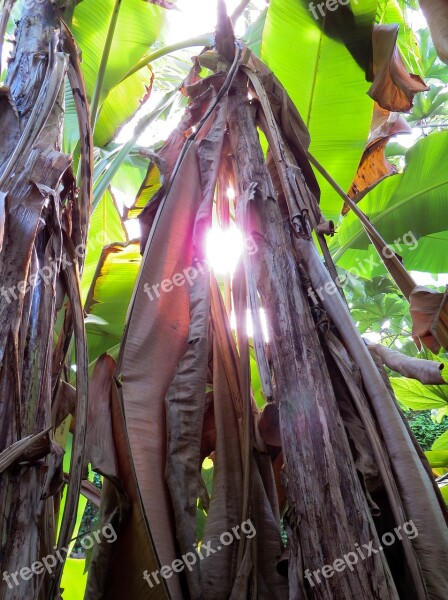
[
  {"x1": 0, "y1": 2, "x2": 89, "y2": 598},
  {"x1": 228, "y1": 79, "x2": 400, "y2": 600}
]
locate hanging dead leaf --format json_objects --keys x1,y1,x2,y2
[
  {"x1": 410, "y1": 285, "x2": 448, "y2": 353},
  {"x1": 369, "y1": 25, "x2": 428, "y2": 112},
  {"x1": 344, "y1": 103, "x2": 412, "y2": 213},
  {"x1": 364, "y1": 339, "x2": 446, "y2": 384}
]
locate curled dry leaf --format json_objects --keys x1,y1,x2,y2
[
  {"x1": 258, "y1": 402, "x2": 281, "y2": 447},
  {"x1": 369, "y1": 24, "x2": 428, "y2": 112},
  {"x1": 410, "y1": 285, "x2": 448, "y2": 353},
  {"x1": 344, "y1": 103, "x2": 412, "y2": 213},
  {"x1": 364, "y1": 340, "x2": 447, "y2": 384}
]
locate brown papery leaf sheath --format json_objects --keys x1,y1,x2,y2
[{"x1": 95, "y1": 36, "x2": 448, "y2": 600}]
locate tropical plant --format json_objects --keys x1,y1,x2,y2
[{"x1": 1, "y1": 1, "x2": 448, "y2": 599}]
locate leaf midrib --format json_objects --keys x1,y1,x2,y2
[
  {"x1": 335, "y1": 177, "x2": 448, "y2": 261},
  {"x1": 306, "y1": 21, "x2": 325, "y2": 129}
]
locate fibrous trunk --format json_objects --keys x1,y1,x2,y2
[
  {"x1": 0, "y1": 2, "x2": 91, "y2": 598},
  {"x1": 87, "y1": 41, "x2": 448, "y2": 600}
]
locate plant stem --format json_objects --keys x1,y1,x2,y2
[
  {"x1": 90, "y1": 0, "x2": 122, "y2": 130},
  {"x1": 307, "y1": 151, "x2": 416, "y2": 300},
  {"x1": 92, "y1": 89, "x2": 178, "y2": 210},
  {"x1": 120, "y1": 33, "x2": 214, "y2": 83},
  {"x1": 0, "y1": 0, "x2": 15, "y2": 69},
  {"x1": 230, "y1": 0, "x2": 250, "y2": 25}
]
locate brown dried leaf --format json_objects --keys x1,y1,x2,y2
[
  {"x1": 80, "y1": 479, "x2": 101, "y2": 508},
  {"x1": 52, "y1": 380, "x2": 76, "y2": 429},
  {"x1": 137, "y1": 74, "x2": 222, "y2": 249},
  {"x1": 365, "y1": 340, "x2": 446, "y2": 384},
  {"x1": 61, "y1": 21, "x2": 94, "y2": 253},
  {"x1": 344, "y1": 103, "x2": 411, "y2": 213},
  {"x1": 209, "y1": 279, "x2": 288, "y2": 599},
  {"x1": 53, "y1": 235, "x2": 89, "y2": 590},
  {"x1": 164, "y1": 95, "x2": 228, "y2": 598},
  {"x1": 0, "y1": 428, "x2": 51, "y2": 473},
  {"x1": 369, "y1": 25, "x2": 428, "y2": 112},
  {"x1": 85, "y1": 354, "x2": 119, "y2": 483},
  {"x1": 410, "y1": 285, "x2": 448, "y2": 353},
  {"x1": 85, "y1": 369, "x2": 170, "y2": 600},
  {"x1": 419, "y1": 0, "x2": 448, "y2": 64},
  {"x1": 115, "y1": 78, "x2": 226, "y2": 598},
  {"x1": 241, "y1": 47, "x2": 320, "y2": 202},
  {"x1": 0, "y1": 191, "x2": 5, "y2": 253},
  {"x1": 200, "y1": 325, "x2": 245, "y2": 598},
  {"x1": 258, "y1": 403, "x2": 281, "y2": 447}
]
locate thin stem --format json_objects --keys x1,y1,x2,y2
[
  {"x1": 307, "y1": 151, "x2": 416, "y2": 300},
  {"x1": 230, "y1": 0, "x2": 250, "y2": 25},
  {"x1": 90, "y1": 0, "x2": 122, "y2": 130},
  {"x1": 92, "y1": 89, "x2": 177, "y2": 210},
  {"x1": 0, "y1": 0, "x2": 15, "y2": 70},
  {"x1": 418, "y1": 123, "x2": 448, "y2": 128},
  {"x1": 120, "y1": 33, "x2": 214, "y2": 84}
]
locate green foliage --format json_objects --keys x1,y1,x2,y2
[
  {"x1": 392, "y1": 377, "x2": 448, "y2": 410},
  {"x1": 262, "y1": 0, "x2": 377, "y2": 220},
  {"x1": 343, "y1": 274, "x2": 416, "y2": 351},
  {"x1": 85, "y1": 244, "x2": 142, "y2": 364},
  {"x1": 334, "y1": 132, "x2": 448, "y2": 275},
  {"x1": 68, "y1": 0, "x2": 164, "y2": 146},
  {"x1": 81, "y1": 189, "x2": 128, "y2": 302},
  {"x1": 376, "y1": 0, "x2": 422, "y2": 73},
  {"x1": 60, "y1": 559, "x2": 88, "y2": 600},
  {"x1": 417, "y1": 29, "x2": 448, "y2": 81},
  {"x1": 408, "y1": 85, "x2": 448, "y2": 124},
  {"x1": 404, "y1": 410, "x2": 448, "y2": 450}
]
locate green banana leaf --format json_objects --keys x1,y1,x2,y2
[
  {"x1": 61, "y1": 559, "x2": 88, "y2": 600},
  {"x1": 425, "y1": 450, "x2": 448, "y2": 468},
  {"x1": 433, "y1": 429, "x2": 448, "y2": 451},
  {"x1": 334, "y1": 131, "x2": 448, "y2": 274},
  {"x1": 261, "y1": 0, "x2": 377, "y2": 220},
  {"x1": 85, "y1": 243, "x2": 141, "y2": 363},
  {"x1": 376, "y1": 0, "x2": 422, "y2": 73},
  {"x1": 81, "y1": 189, "x2": 127, "y2": 303},
  {"x1": 67, "y1": 0, "x2": 165, "y2": 146}
]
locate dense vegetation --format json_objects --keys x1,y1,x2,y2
[{"x1": 1, "y1": 1, "x2": 448, "y2": 599}]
